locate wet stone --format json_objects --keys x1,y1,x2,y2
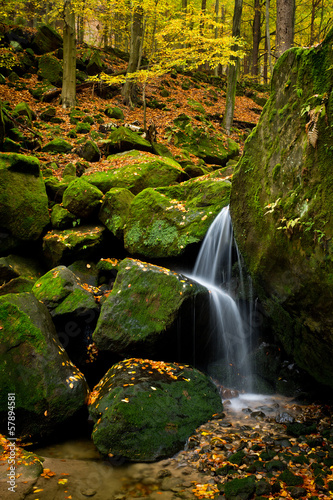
[
  {"x1": 160, "y1": 476, "x2": 183, "y2": 491},
  {"x1": 288, "y1": 486, "x2": 307, "y2": 498},
  {"x1": 157, "y1": 468, "x2": 172, "y2": 479},
  {"x1": 276, "y1": 412, "x2": 294, "y2": 424}
]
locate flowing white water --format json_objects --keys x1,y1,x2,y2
[{"x1": 189, "y1": 205, "x2": 253, "y2": 390}]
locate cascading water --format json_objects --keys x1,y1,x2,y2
[{"x1": 189, "y1": 205, "x2": 253, "y2": 391}]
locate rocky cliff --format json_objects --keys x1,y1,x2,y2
[{"x1": 230, "y1": 30, "x2": 333, "y2": 388}]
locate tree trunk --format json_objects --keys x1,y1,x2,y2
[
  {"x1": 61, "y1": 0, "x2": 76, "y2": 109},
  {"x1": 121, "y1": 4, "x2": 144, "y2": 107},
  {"x1": 223, "y1": 0, "x2": 243, "y2": 134},
  {"x1": 214, "y1": 0, "x2": 220, "y2": 76},
  {"x1": 265, "y1": 0, "x2": 273, "y2": 75},
  {"x1": 310, "y1": 0, "x2": 321, "y2": 45},
  {"x1": 251, "y1": 0, "x2": 261, "y2": 79},
  {"x1": 276, "y1": 0, "x2": 295, "y2": 58}
]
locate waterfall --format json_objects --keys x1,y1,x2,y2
[{"x1": 189, "y1": 205, "x2": 253, "y2": 391}]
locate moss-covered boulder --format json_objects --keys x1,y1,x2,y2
[
  {"x1": 230, "y1": 30, "x2": 333, "y2": 388},
  {"x1": 62, "y1": 178, "x2": 103, "y2": 218},
  {"x1": 42, "y1": 225, "x2": 106, "y2": 267},
  {"x1": 86, "y1": 50, "x2": 107, "y2": 76},
  {"x1": 42, "y1": 138, "x2": 72, "y2": 154},
  {"x1": 88, "y1": 358, "x2": 223, "y2": 461},
  {"x1": 103, "y1": 126, "x2": 152, "y2": 154},
  {"x1": 44, "y1": 176, "x2": 71, "y2": 203},
  {"x1": 0, "y1": 153, "x2": 49, "y2": 253},
  {"x1": 32, "y1": 266, "x2": 99, "y2": 369},
  {"x1": 0, "y1": 293, "x2": 89, "y2": 440},
  {"x1": 76, "y1": 140, "x2": 101, "y2": 162},
  {"x1": 0, "y1": 254, "x2": 44, "y2": 286},
  {"x1": 224, "y1": 476, "x2": 256, "y2": 500},
  {"x1": 13, "y1": 102, "x2": 36, "y2": 124},
  {"x1": 0, "y1": 276, "x2": 35, "y2": 295},
  {"x1": 98, "y1": 187, "x2": 134, "y2": 239},
  {"x1": 123, "y1": 170, "x2": 231, "y2": 258},
  {"x1": 50, "y1": 204, "x2": 79, "y2": 229},
  {"x1": 104, "y1": 106, "x2": 124, "y2": 120},
  {"x1": 169, "y1": 114, "x2": 239, "y2": 165},
  {"x1": 38, "y1": 54, "x2": 63, "y2": 87},
  {"x1": 83, "y1": 151, "x2": 187, "y2": 195},
  {"x1": 31, "y1": 24, "x2": 63, "y2": 55},
  {"x1": 93, "y1": 258, "x2": 210, "y2": 362}
]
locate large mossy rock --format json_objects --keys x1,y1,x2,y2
[
  {"x1": 98, "y1": 187, "x2": 135, "y2": 239},
  {"x1": 42, "y1": 225, "x2": 106, "y2": 267},
  {"x1": 123, "y1": 170, "x2": 231, "y2": 258},
  {"x1": 0, "y1": 293, "x2": 89, "y2": 440},
  {"x1": 0, "y1": 254, "x2": 44, "y2": 285},
  {"x1": 31, "y1": 24, "x2": 63, "y2": 55},
  {"x1": 103, "y1": 126, "x2": 152, "y2": 154},
  {"x1": 230, "y1": 30, "x2": 333, "y2": 388},
  {"x1": 0, "y1": 154, "x2": 49, "y2": 253},
  {"x1": 93, "y1": 258, "x2": 210, "y2": 363},
  {"x1": 83, "y1": 150, "x2": 187, "y2": 194},
  {"x1": 32, "y1": 266, "x2": 99, "y2": 369},
  {"x1": 169, "y1": 114, "x2": 239, "y2": 165},
  {"x1": 88, "y1": 358, "x2": 223, "y2": 461},
  {"x1": 62, "y1": 178, "x2": 103, "y2": 218},
  {"x1": 42, "y1": 138, "x2": 73, "y2": 154},
  {"x1": 38, "y1": 54, "x2": 63, "y2": 86}
]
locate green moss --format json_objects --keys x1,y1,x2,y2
[
  {"x1": 62, "y1": 177, "x2": 103, "y2": 218},
  {"x1": 89, "y1": 358, "x2": 222, "y2": 461}
]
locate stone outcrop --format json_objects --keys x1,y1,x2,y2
[{"x1": 230, "y1": 30, "x2": 333, "y2": 388}]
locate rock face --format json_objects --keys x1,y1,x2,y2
[
  {"x1": 0, "y1": 293, "x2": 89, "y2": 439},
  {"x1": 88, "y1": 358, "x2": 223, "y2": 461},
  {"x1": 0, "y1": 154, "x2": 49, "y2": 252},
  {"x1": 93, "y1": 258, "x2": 209, "y2": 363},
  {"x1": 230, "y1": 31, "x2": 333, "y2": 388}
]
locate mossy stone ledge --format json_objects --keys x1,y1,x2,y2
[{"x1": 230, "y1": 28, "x2": 333, "y2": 388}]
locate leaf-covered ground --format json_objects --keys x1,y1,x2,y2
[{"x1": 0, "y1": 69, "x2": 266, "y2": 180}]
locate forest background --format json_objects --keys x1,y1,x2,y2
[{"x1": 1, "y1": 0, "x2": 332, "y2": 100}]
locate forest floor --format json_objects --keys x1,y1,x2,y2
[{"x1": 0, "y1": 69, "x2": 267, "y2": 178}]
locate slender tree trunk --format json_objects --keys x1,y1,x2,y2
[
  {"x1": 61, "y1": 0, "x2": 76, "y2": 109},
  {"x1": 318, "y1": 0, "x2": 324, "y2": 42},
  {"x1": 121, "y1": 4, "x2": 144, "y2": 107},
  {"x1": 214, "y1": 0, "x2": 220, "y2": 76},
  {"x1": 263, "y1": 35, "x2": 268, "y2": 83},
  {"x1": 200, "y1": 0, "x2": 207, "y2": 33},
  {"x1": 251, "y1": 0, "x2": 261, "y2": 79},
  {"x1": 265, "y1": 0, "x2": 273, "y2": 75},
  {"x1": 310, "y1": 0, "x2": 321, "y2": 45},
  {"x1": 223, "y1": 0, "x2": 243, "y2": 134},
  {"x1": 276, "y1": 0, "x2": 295, "y2": 58}
]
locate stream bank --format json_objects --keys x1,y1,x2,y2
[{"x1": 2, "y1": 393, "x2": 333, "y2": 500}]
